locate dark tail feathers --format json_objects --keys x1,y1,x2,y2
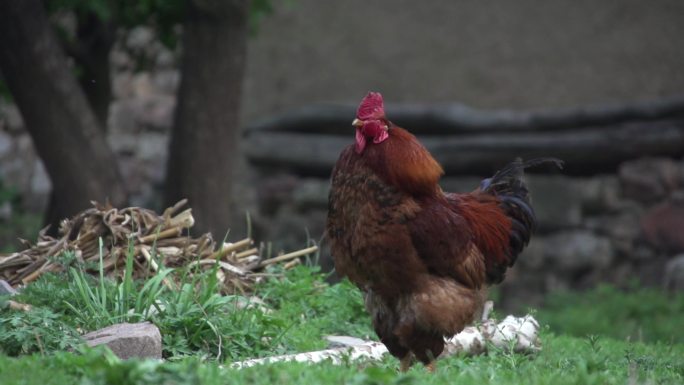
[{"x1": 481, "y1": 157, "x2": 563, "y2": 283}]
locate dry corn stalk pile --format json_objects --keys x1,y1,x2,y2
[{"x1": 0, "y1": 199, "x2": 318, "y2": 291}]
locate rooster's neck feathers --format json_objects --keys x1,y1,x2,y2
[{"x1": 362, "y1": 126, "x2": 443, "y2": 196}]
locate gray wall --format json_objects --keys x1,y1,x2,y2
[{"x1": 242, "y1": 0, "x2": 684, "y2": 121}]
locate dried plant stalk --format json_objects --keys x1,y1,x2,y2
[
  {"x1": 0, "y1": 200, "x2": 323, "y2": 294},
  {"x1": 7, "y1": 300, "x2": 32, "y2": 312},
  {"x1": 257, "y1": 245, "x2": 318, "y2": 268},
  {"x1": 138, "y1": 227, "x2": 182, "y2": 244},
  {"x1": 234, "y1": 248, "x2": 259, "y2": 259},
  {"x1": 187, "y1": 259, "x2": 247, "y2": 276},
  {"x1": 210, "y1": 238, "x2": 253, "y2": 260}
]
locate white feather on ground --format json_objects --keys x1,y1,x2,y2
[{"x1": 230, "y1": 302, "x2": 541, "y2": 369}]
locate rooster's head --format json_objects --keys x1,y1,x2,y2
[{"x1": 353, "y1": 92, "x2": 390, "y2": 153}]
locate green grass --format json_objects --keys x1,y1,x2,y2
[
  {"x1": 0, "y1": 333, "x2": 682, "y2": 385},
  {"x1": 537, "y1": 284, "x2": 684, "y2": 343},
  {"x1": 1, "y1": 260, "x2": 370, "y2": 361},
  {"x1": 0, "y1": 303, "x2": 81, "y2": 356},
  {"x1": 255, "y1": 266, "x2": 373, "y2": 353},
  {"x1": 1, "y1": 249, "x2": 683, "y2": 385}
]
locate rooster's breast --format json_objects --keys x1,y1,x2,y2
[{"x1": 326, "y1": 147, "x2": 426, "y2": 295}]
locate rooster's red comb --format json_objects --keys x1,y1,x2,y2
[{"x1": 356, "y1": 92, "x2": 385, "y2": 120}]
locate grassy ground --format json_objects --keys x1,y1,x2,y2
[
  {"x1": 0, "y1": 327, "x2": 682, "y2": 384},
  {"x1": 0, "y1": 259, "x2": 683, "y2": 385}
]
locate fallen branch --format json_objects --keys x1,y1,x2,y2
[{"x1": 230, "y1": 302, "x2": 540, "y2": 369}]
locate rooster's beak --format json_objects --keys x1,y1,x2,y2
[{"x1": 352, "y1": 118, "x2": 363, "y2": 128}]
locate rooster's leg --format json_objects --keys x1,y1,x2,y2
[
  {"x1": 399, "y1": 353, "x2": 414, "y2": 372},
  {"x1": 425, "y1": 362, "x2": 436, "y2": 373}
]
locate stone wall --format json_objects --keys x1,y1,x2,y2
[{"x1": 253, "y1": 157, "x2": 684, "y2": 310}]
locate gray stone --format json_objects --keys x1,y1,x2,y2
[
  {"x1": 0, "y1": 201, "x2": 11, "y2": 221},
  {"x1": 152, "y1": 70, "x2": 180, "y2": 94},
  {"x1": 0, "y1": 134, "x2": 41, "y2": 211},
  {"x1": 584, "y1": 212, "x2": 643, "y2": 258},
  {"x1": 108, "y1": 100, "x2": 140, "y2": 134},
  {"x1": 128, "y1": 133, "x2": 169, "y2": 162},
  {"x1": 0, "y1": 103, "x2": 24, "y2": 132},
  {"x1": 292, "y1": 179, "x2": 330, "y2": 210},
  {"x1": 126, "y1": 26, "x2": 154, "y2": 52},
  {"x1": 266, "y1": 207, "x2": 327, "y2": 256},
  {"x1": 640, "y1": 200, "x2": 684, "y2": 253},
  {"x1": 111, "y1": 132, "x2": 168, "y2": 206},
  {"x1": 619, "y1": 157, "x2": 682, "y2": 204},
  {"x1": 111, "y1": 49, "x2": 133, "y2": 72},
  {"x1": 665, "y1": 255, "x2": 684, "y2": 292},
  {"x1": 108, "y1": 96, "x2": 174, "y2": 134},
  {"x1": 0, "y1": 280, "x2": 18, "y2": 296},
  {"x1": 83, "y1": 322, "x2": 162, "y2": 360},
  {"x1": 155, "y1": 48, "x2": 176, "y2": 69},
  {"x1": 525, "y1": 176, "x2": 583, "y2": 230},
  {"x1": 256, "y1": 175, "x2": 300, "y2": 215},
  {"x1": 580, "y1": 175, "x2": 621, "y2": 214},
  {"x1": 131, "y1": 73, "x2": 154, "y2": 98},
  {"x1": 112, "y1": 72, "x2": 135, "y2": 99},
  {"x1": 518, "y1": 237, "x2": 546, "y2": 269},
  {"x1": 630, "y1": 245, "x2": 657, "y2": 261},
  {"x1": 30, "y1": 160, "x2": 51, "y2": 195},
  {"x1": 607, "y1": 213, "x2": 641, "y2": 257},
  {"x1": 137, "y1": 96, "x2": 175, "y2": 132},
  {"x1": 0, "y1": 131, "x2": 12, "y2": 158},
  {"x1": 541, "y1": 230, "x2": 614, "y2": 271}
]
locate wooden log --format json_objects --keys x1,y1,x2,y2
[
  {"x1": 245, "y1": 95, "x2": 684, "y2": 135},
  {"x1": 245, "y1": 119, "x2": 684, "y2": 176}
]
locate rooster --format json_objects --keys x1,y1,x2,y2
[{"x1": 326, "y1": 92, "x2": 561, "y2": 371}]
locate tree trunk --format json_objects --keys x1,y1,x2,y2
[
  {"x1": 0, "y1": 0, "x2": 127, "y2": 232},
  {"x1": 165, "y1": 0, "x2": 250, "y2": 235},
  {"x1": 72, "y1": 12, "x2": 116, "y2": 128},
  {"x1": 45, "y1": 11, "x2": 116, "y2": 229}
]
